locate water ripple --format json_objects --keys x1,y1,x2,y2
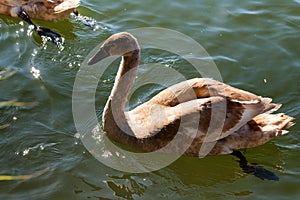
[{"x1": 1, "y1": 1, "x2": 300, "y2": 199}]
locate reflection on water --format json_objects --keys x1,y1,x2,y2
[{"x1": 0, "y1": 0, "x2": 299, "y2": 199}]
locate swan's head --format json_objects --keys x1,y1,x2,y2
[{"x1": 88, "y1": 32, "x2": 139, "y2": 65}]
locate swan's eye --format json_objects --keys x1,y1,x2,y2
[{"x1": 110, "y1": 43, "x2": 117, "y2": 49}]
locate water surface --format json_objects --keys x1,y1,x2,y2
[{"x1": 0, "y1": 0, "x2": 299, "y2": 199}]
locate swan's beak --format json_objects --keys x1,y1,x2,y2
[{"x1": 88, "y1": 47, "x2": 110, "y2": 65}]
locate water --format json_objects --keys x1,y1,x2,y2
[{"x1": 0, "y1": 0, "x2": 299, "y2": 199}]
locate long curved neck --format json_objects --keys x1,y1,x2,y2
[
  {"x1": 110, "y1": 50, "x2": 140, "y2": 112},
  {"x1": 102, "y1": 50, "x2": 140, "y2": 141}
]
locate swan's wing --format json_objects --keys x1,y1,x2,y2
[
  {"x1": 53, "y1": 0, "x2": 80, "y2": 13},
  {"x1": 127, "y1": 95, "x2": 275, "y2": 141},
  {"x1": 148, "y1": 78, "x2": 264, "y2": 107},
  {"x1": 167, "y1": 96, "x2": 274, "y2": 142}
]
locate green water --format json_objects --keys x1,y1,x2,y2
[{"x1": 0, "y1": 0, "x2": 299, "y2": 199}]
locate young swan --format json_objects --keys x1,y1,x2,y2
[
  {"x1": 0, "y1": 0, "x2": 94, "y2": 45},
  {"x1": 0, "y1": 0, "x2": 80, "y2": 21},
  {"x1": 88, "y1": 32, "x2": 294, "y2": 180}
]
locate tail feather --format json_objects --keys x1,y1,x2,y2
[
  {"x1": 252, "y1": 113, "x2": 295, "y2": 136},
  {"x1": 263, "y1": 103, "x2": 282, "y2": 114},
  {"x1": 260, "y1": 97, "x2": 282, "y2": 114},
  {"x1": 210, "y1": 113, "x2": 295, "y2": 155}
]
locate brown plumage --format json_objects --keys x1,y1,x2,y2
[
  {"x1": 88, "y1": 32, "x2": 294, "y2": 156},
  {"x1": 0, "y1": 0, "x2": 80, "y2": 20}
]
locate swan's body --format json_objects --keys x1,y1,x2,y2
[
  {"x1": 0, "y1": 0, "x2": 80, "y2": 20},
  {"x1": 88, "y1": 32, "x2": 294, "y2": 156}
]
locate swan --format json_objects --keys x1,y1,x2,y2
[
  {"x1": 88, "y1": 32, "x2": 294, "y2": 179},
  {"x1": 0, "y1": 0, "x2": 80, "y2": 21},
  {"x1": 0, "y1": 0, "x2": 94, "y2": 45}
]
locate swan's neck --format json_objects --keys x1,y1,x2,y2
[{"x1": 102, "y1": 50, "x2": 140, "y2": 140}]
